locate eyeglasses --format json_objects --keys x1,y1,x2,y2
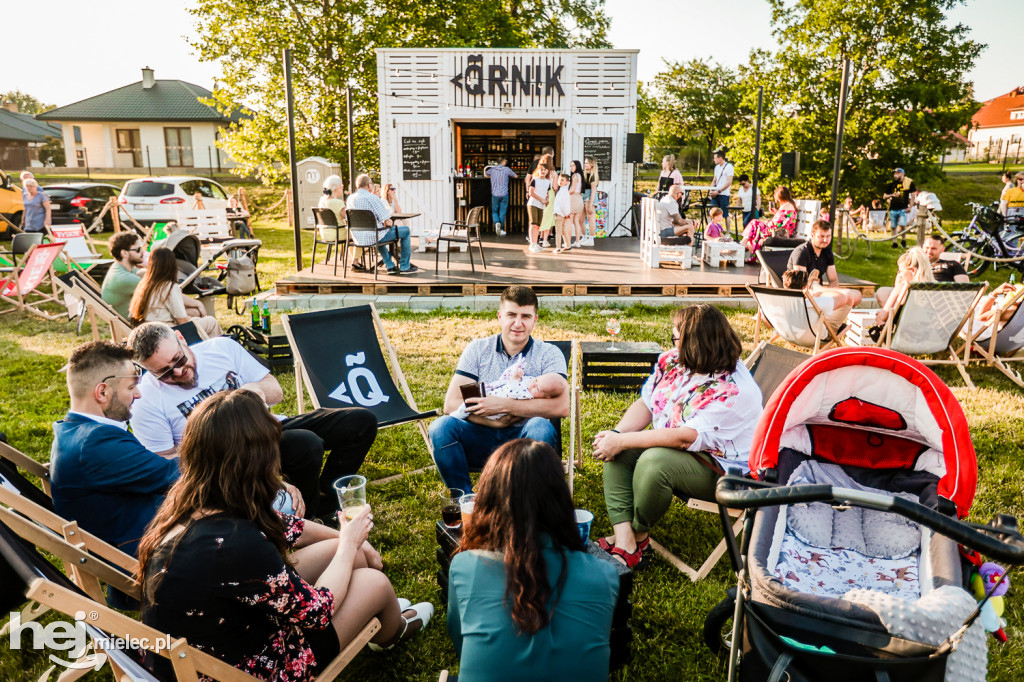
[
  {"x1": 150, "y1": 339, "x2": 189, "y2": 381},
  {"x1": 128, "y1": 247, "x2": 143, "y2": 253},
  {"x1": 101, "y1": 363, "x2": 144, "y2": 385},
  {"x1": 671, "y1": 334, "x2": 681, "y2": 344}
]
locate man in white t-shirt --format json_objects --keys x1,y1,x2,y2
[
  {"x1": 710, "y1": 148, "x2": 735, "y2": 220},
  {"x1": 128, "y1": 322, "x2": 378, "y2": 518},
  {"x1": 657, "y1": 185, "x2": 696, "y2": 242}
]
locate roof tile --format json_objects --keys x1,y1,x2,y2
[
  {"x1": 972, "y1": 86, "x2": 1024, "y2": 130},
  {"x1": 37, "y1": 80, "x2": 244, "y2": 124}
]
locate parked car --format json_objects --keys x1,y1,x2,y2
[
  {"x1": 42, "y1": 182, "x2": 122, "y2": 232},
  {"x1": 0, "y1": 169, "x2": 23, "y2": 236},
  {"x1": 118, "y1": 176, "x2": 230, "y2": 223}
]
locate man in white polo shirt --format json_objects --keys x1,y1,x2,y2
[{"x1": 429, "y1": 286, "x2": 569, "y2": 493}]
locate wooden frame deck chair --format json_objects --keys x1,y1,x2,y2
[
  {"x1": 755, "y1": 247, "x2": 794, "y2": 287},
  {"x1": 0, "y1": 241, "x2": 65, "y2": 320},
  {"x1": 47, "y1": 223, "x2": 113, "y2": 275},
  {"x1": 0, "y1": 516, "x2": 384, "y2": 682},
  {"x1": 879, "y1": 281, "x2": 987, "y2": 388},
  {"x1": 281, "y1": 304, "x2": 440, "y2": 450},
  {"x1": 0, "y1": 438, "x2": 53, "y2": 505},
  {"x1": 0, "y1": 232, "x2": 44, "y2": 271},
  {"x1": 66, "y1": 275, "x2": 134, "y2": 343},
  {"x1": 649, "y1": 342, "x2": 808, "y2": 582},
  {"x1": 747, "y1": 283, "x2": 846, "y2": 355},
  {"x1": 547, "y1": 340, "x2": 582, "y2": 496},
  {"x1": 962, "y1": 286, "x2": 1024, "y2": 388}
]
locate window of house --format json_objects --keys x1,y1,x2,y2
[
  {"x1": 116, "y1": 129, "x2": 142, "y2": 167},
  {"x1": 73, "y1": 126, "x2": 82, "y2": 144},
  {"x1": 164, "y1": 127, "x2": 193, "y2": 167}
]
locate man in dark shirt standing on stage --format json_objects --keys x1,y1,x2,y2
[
  {"x1": 485, "y1": 157, "x2": 517, "y2": 237},
  {"x1": 883, "y1": 167, "x2": 917, "y2": 249}
]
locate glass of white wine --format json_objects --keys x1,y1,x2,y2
[
  {"x1": 606, "y1": 317, "x2": 621, "y2": 351},
  {"x1": 333, "y1": 475, "x2": 368, "y2": 520}
]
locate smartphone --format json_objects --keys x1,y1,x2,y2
[{"x1": 460, "y1": 382, "x2": 486, "y2": 402}]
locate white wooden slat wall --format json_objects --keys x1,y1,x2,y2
[{"x1": 377, "y1": 49, "x2": 639, "y2": 240}]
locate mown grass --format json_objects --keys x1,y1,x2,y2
[{"x1": 1, "y1": 177, "x2": 1023, "y2": 681}]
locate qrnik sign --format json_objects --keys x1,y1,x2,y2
[{"x1": 450, "y1": 54, "x2": 565, "y2": 98}]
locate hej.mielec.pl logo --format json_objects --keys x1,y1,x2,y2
[{"x1": 7, "y1": 610, "x2": 104, "y2": 671}]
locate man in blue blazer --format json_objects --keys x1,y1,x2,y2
[{"x1": 51, "y1": 341, "x2": 180, "y2": 557}]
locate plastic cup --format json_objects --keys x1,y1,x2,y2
[
  {"x1": 459, "y1": 493, "x2": 477, "y2": 527},
  {"x1": 441, "y1": 488, "x2": 465, "y2": 529},
  {"x1": 575, "y1": 509, "x2": 594, "y2": 546},
  {"x1": 333, "y1": 475, "x2": 367, "y2": 520}
]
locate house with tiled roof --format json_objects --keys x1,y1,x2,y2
[
  {"x1": 0, "y1": 103, "x2": 62, "y2": 168},
  {"x1": 37, "y1": 67, "x2": 245, "y2": 171},
  {"x1": 968, "y1": 86, "x2": 1024, "y2": 160}
]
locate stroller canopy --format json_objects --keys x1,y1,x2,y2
[{"x1": 749, "y1": 347, "x2": 976, "y2": 517}]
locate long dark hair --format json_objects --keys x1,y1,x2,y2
[
  {"x1": 569, "y1": 159, "x2": 584, "y2": 184},
  {"x1": 671, "y1": 304, "x2": 742, "y2": 375},
  {"x1": 461, "y1": 439, "x2": 582, "y2": 634},
  {"x1": 136, "y1": 390, "x2": 287, "y2": 597},
  {"x1": 129, "y1": 247, "x2": 178, "y2": 325}
]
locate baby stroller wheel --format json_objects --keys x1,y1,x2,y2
[{"x1": 703, "y1": 586, "x2": 736, "y2": 655}]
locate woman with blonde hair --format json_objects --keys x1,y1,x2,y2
[
  {"x1": 874, "y1": 247, "x2": 935, "y2": 328},
  {"x1": 659, "y1": 154, "x2": 683, "y2": 191},
  {"x1": 537, "y1": 154, "x2": 558, "y2": 247},
  {"x1": 582, "y1": 156, "x2": 599, "y2": 244},
  {"x1": 129, "y1": 247, "x2": 221, "y2": 339}
]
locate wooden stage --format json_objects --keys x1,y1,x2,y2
[{"x1": 274, "y1": 236, "x2": 875, "y2": 298}]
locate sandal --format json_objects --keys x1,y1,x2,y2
[
  {"x1": 598, "y1": 536, "x2": 650, "y2": 553},
  {"x1": 368, "y1": 602, "x2": 434, "y2": 651},
  {"x1": 610, "y1": 545, "x2": 645, "y2": 569}
]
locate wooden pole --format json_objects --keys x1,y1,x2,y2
[{"x1": 346, "y1": 88, "x2": 356, "y2": 194}]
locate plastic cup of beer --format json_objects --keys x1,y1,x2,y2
[
  {"x1": 441, "y1": 488, "x2": 465, "y2": 529},
  {"x1": 333, "y1": 475, "x2": 368, "y2": 520},
  {"x1": 459, "y1": 493, "x2": 477, "y2": 527}
]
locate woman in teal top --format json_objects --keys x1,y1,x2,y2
[{"x1": 448, "y1": 439, "x2": 619, "y2": 681}]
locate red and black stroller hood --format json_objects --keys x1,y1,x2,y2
[{"x1": 749, "y1": 347, "x2": 976, "y2": 517}]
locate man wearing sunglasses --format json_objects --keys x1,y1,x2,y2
[
  {"x1": 101, "y1": 232, "x2": 146, "y2": 319},
  {"x1": 51, "y1": 341, "x2": 181, "y2": 560},
  {"x1": 127, "y1": 322, "x2": 378, "y2": 518}
]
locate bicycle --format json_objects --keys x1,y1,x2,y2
[{"x1": 949, "y1": 202, "x2": 1024, "y2": 277}]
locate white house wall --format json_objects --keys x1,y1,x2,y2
[
  {"x1": 58, "y1": 121, "x2": 236, "y2": 170},
  {"x1": 968, "y1": 124, "x2": 1024, "y2": 154},
  {"x1": 376, "y1": 49, "x2": 638, "y2": 239}
]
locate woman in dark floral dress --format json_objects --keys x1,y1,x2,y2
[{"x1": 137, "y1": 390, "x2": 432, "y2": 681}]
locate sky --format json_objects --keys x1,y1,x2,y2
[{"x1": 4, "y1": 0, "x2": 1017, "y2": 109}]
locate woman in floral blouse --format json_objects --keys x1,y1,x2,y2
[
  {"x1": 740, "y1": 186, "x2": 799, "y2": 260},
  {"x1": 592, "y1": 305, "x2": 763, "y2": 569},
  {"x1": 137, "y1": 390, "x2": 432, "y2": 681}
]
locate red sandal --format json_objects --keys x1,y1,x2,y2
[
  {"x1": 610, "y1": 544, "x2": 645, "y2": 569},
  {"x1": 599, "y1": 536, "x2": 650, "y2": 553}
]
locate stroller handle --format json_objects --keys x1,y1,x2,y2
[{"x1": 716, "y1": 476, "x2": 1024, "y2": 565}]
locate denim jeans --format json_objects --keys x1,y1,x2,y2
[
  {"x1": 710, "y1": 193, "x2": 730, "y2": 220},
  {"x1": 742, "y1": 210, "x2": 755, "y2": 227},
  {"x1": 428, "y1": 415, "x2": 558, "y2": 493},
  {"x1": 491, "y1": 194, "x2": 510, "y2": 230},
  {"x1": 377, "y1": 225, "x2": 411, "y2": 269},
  {"x1": 889, "y1": 209, "x2": 907, "y2": 231}
]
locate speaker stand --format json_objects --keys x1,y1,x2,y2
[{"x1": 608, "y1": 163, "x2": 639, "y2": 238}]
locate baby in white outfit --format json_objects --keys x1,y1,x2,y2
[{"x1": 453, "y1": 359, "x2": 565, "y2": 420}]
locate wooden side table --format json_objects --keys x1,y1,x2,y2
[
  {"x1": 580, "y1": 341, "x2": 663, "y2": 391},
  {"x1": 434, "y1": 520, "x2": 633, "y2": 669}
]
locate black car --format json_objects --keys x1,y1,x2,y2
[{"x1": 42, "y1": 183, "x2": 122, "y2": 232}]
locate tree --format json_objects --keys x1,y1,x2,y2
[
  {"x1": 188, "y1": 0, "x2": 612, "y2": 183},
  {"x1": 644, "y1": 59, "x2": 743, "y2": 165},
  {"x1": 723, "y1": 0, "x2": 982, "y2": 203},
  {"x1": 38, "y1": 136, "x2": 65, "y2": 167},
  {"x1": 0, "y1": 90, "x2": 55, "y2": 116}
]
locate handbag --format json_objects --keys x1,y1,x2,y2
[{"x1": 225, "y1": 256, "x2": 256, "y2": 296}]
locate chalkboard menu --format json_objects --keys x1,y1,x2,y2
[
  {"x1": 402, "y1": 136, "x2": 431, "y2": 180},
  {"x1": 583, "y1": 137, "x2": 612, "y2": 181}
]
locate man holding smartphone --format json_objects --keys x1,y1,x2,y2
[{"x1": 429, "y1": 286, "x2": 569, "y2": 493}]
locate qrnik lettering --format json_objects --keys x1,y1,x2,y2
[{"x1": 450, "y1": 55, "x2": 564, "y2": 98}]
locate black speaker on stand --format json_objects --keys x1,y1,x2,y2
[
  {"x1": 609, "y1": 133, "x2": 645, "y2": 237},
  {"x1": 781, "y1": 151, "x2": 801, "y2": 179}
]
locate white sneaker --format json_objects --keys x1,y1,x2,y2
[
  {"x1": 526, "y1": 235, "x2": 532, "y2": 245},
  {"x1": 496, "y1": 229, "x2": 506, "y2": 237},
  {"x1": 368, "y1": 602, "x2": 434, "y2": 651},
  {"x1": 540, "y1": 239, "x2": 549, "y2": 248},
  {"x1": 583, "y1": 236, "x2": 595, "y2": 246},
  {"x1": 529, "y1": 244, "x2": 542, "y2": 253}
]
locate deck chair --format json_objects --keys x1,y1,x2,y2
[
  {"x1": 178, "y1": 209, "x2": 233, "y2": 242},
  {"x1": 962, "y1": 287, "x2": 1024, "y2": 388},
  {"x1": 47, "y1": 224, "x2": 113, "y2": 274},
  {"x1": 0, "y1": 516, "x2": 384, "y2": 682},
  {"x1": 70, "y1": 279, "x2": 134, "y2": 343},
  {"x1": 649, "y1": 342, "x2": 807, "y2": 582},
  {"x1": 172, "y1": 320, "x2": 205, "y2": 345},
  {"x1": 281, "y1": 304, "x2": 440, "y2": 451},
  {"x1": 879, "y1": 281, "x2": 987, "y2": 388},
  {"x1": 755, "y1": 247, "x2": 794, "y2": 287},
  {"x1": 0, "y1": 241, "x2": 65, "y2": 320},
  {"x1": 747, "y1": 284, "x2": 846, "y2": 355},
  {"x1": 541, "y1": 340, "x2": 581, "y2": 495},
  {"x1": 0, "y1": 439, "x2": 53, "y2": 504}
]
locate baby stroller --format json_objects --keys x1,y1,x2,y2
[
  {"x1": 705, "y1": 347, "x2": 1024, "y2": 682},
  {"x1": 160, "y1": 229, "x2": 262, "y2": 312}
]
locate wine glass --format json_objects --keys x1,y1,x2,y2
[{"x1": 606, "y1": 317, "x2": 621, "y2": 351}]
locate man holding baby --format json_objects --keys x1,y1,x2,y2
[{"x1": 429, "y1": 286, "x2": 570, "y2": 492}]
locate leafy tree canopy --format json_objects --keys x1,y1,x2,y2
[
  {"x1": 722, "y1": 0, "x2": 982, "y2": 203},
  {"x1": 189, "y1": 0, "x2": 611, "y2": 183},
  {"x1": 0, "y1": 90, "x2": 55, "y2": 116}
]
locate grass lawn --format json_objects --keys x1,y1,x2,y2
[{"x1": 1, "y1": 182, "x2": 1023, "y2": 681}]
